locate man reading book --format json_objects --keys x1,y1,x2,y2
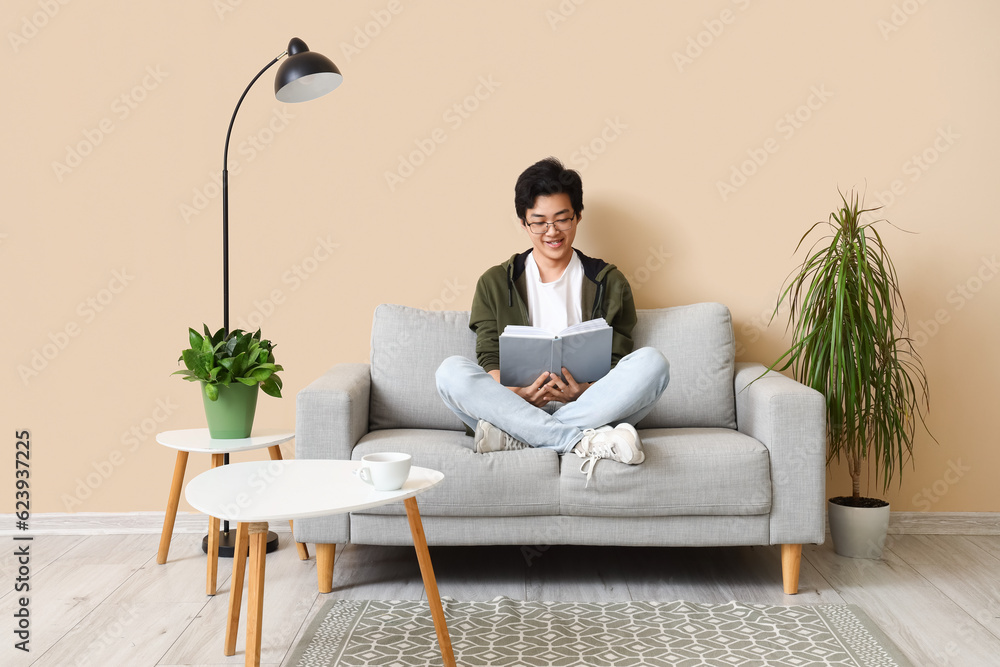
[{"x1": 435, "y1": 157, "x2": 670, "y2": 484}]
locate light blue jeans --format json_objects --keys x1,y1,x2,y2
[{"x1": 435, "y1": 347, "x2": 670, "y2": 453}]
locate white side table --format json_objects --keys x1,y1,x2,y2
[
  {"x1": 155, "y1": 428, "x2": 309, "y2": 596},
  {"x1": 185, "y1": 460, "x2": 455, "y2": 667}
]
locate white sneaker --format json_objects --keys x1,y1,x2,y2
[
  {"x1": 573, "y1": 424, "x2": 644, "y2": 486},
  {"x1": 474, "y1": 420, "x2": 530, "y2": 453}
]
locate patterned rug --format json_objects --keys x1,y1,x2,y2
[{"x1": 289, "y1": 597, "x2": 913, "y2": 667}]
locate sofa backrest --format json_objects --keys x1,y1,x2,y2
[{"x1": 368, "y1": 302, "x2": 736, "y2": 432}]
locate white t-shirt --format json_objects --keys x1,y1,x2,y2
[{"x1": 524, "y1": 251, "x2": 584, "y2": 334}]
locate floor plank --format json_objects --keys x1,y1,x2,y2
[
  {"x1": 0, "y1": 534, "x2": 155, "y2": 666},
  {"x1": 431, "y1": 546, "x2": 526, "y2": 601},
  {"x1": 29, "y1": 534, "x2": 212, "y2": 667},
  {"x1": 159, "y1": 534, "x2": 319, "y2": 666},
  {"x1": 0, "y1": 535, "x2": 89, "y2": 603},
  {"x1": 3, "y1": 531, "x2": 998, "y2": 666},
  {"x1": 327, "y1": 544, "x2": 426, "y2": 601},
  {"x1": 525, "y1": 545, "x2": 632, "y2": 602},
  {"x1": 807, "y1": 539, "x2": 1000, "y2": 667},
  {"x1": 886, "y1": 534, "x2": 1000, "y2": 641}
]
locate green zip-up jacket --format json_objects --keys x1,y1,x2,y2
[{"x1": 469, "y1": 248, "x2": 637, "y2": 375}]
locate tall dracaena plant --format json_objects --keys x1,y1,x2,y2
[{"x1": 770, "y1": 189, "x2": 932, "y2": 500}]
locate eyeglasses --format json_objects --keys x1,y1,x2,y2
[{"x1": 525, "y1": 215, "x2": 576, "y2": 234}]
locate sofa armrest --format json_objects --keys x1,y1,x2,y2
[
  {"x1": 295, "y1": 363, "x2": 371, "y2": 462},
  {"x1": 734, "y1": 362, "x2": 826, "y2": 545}
]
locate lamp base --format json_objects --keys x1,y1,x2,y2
[{"x1": 202, "y1": 529, "x2": 279, "y2": 557}]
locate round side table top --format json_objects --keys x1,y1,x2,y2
[
  {"x1": 185, "y1": 460, "x2": 444, "y2": 522},
  {"x1": 156, "y1": 428, "x2": 294, "y2": 454}
]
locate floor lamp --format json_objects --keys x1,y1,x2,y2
[{"x1": 208, "y1": 37, "x2": 343, "y2": 558}]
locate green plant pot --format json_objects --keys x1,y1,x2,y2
[{"x1": 201, "y1": 382, "x2": 259, "y2": 439}]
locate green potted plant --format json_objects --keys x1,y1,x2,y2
[
  {"x1": 173, "y1": 325, "x2": 284, "y2": 438},
  {"x1": 768, "y1": 189, "x2": 932, "y2": 558}
]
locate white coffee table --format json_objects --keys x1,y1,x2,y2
[
  {"x1": 185, "y1": 459, "x2": 455, "y2": 667},
  {"x1": 155, "y1": 428, "x2": 309, "y2": 596}
]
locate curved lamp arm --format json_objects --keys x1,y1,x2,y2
[
  {"x1": 219, "y1": 37, "x2": 342, "y2": 334},
  {"x1": 222, "y1": 51, "x2": 286, "y2": 334}
]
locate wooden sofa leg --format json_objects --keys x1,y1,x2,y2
[
  {"x1": 781, "y1": 544, "x2": 803, "y2": 595},
  {"x1": 316, "y1": 543, "x2": 336, "y2": 594}
]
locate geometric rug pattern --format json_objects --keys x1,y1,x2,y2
[{"x1": 290, "y1": 597, "x2": 913, "y2": 666}]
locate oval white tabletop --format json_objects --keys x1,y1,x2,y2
[
  {"x1": 156, "y1": 428, "x2": 294, "y2": 454},
  {"x1": 185, "y1": 460, "x2": 445, "y2": 522}
]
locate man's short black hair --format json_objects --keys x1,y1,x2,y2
[{"x1": 514, "y1": 157, "x2": 584, "y2": 222}]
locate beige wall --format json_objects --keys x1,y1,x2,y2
[{"x1": 4, "y1": 1, "x2": 998, "y2": 515}]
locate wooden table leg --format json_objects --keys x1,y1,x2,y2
[
  {"x1": 267, "y1": 445, "x2": 310, "y2": 561},
  {"x1": 206, "y1": 453, "x2": 225, "y2": 596},
  {"x1": 246, "y1": 521, "x2": 269, "y2": 667},
  {"x1": 225, "y1": 522, "x2": 249, "y2": 656},
  {"x1": 316, "y1": 543, "x2": 336, "y2": 593},
  {"x1": 404, "y1": 498, "x2": 455, "y2": 667},
  {"x1": 157, "y1": 451, "x2": 189, "y2": 565}
]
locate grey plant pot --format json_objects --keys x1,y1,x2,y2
[{"x1": 828, "y1": 499, "x2": 890, "y2": 559}]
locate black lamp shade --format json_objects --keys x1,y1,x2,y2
[{"x1": 275, "y1": 37, "x2": 342, "y2": 103}]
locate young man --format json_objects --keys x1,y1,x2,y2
[{"x1": 435, "y1": 157, "x2": 670, "y2": 484}]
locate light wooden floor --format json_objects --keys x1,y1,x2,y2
[{"x1": 1, "y1": 531, "x2": 998, "y2": 666}]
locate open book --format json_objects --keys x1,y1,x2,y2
[{"x1": 499, "y1": 318, "x2": 613, "y2": 387}]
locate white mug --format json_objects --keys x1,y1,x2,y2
[{"x1": 357, "y1": 452, "x2": 412, "y2": 491}]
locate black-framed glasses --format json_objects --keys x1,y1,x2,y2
[{"x1": 525, "y1": 214, "x2": 576, "y2": 234}]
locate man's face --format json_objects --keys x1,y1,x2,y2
[{"x1": 522, "y1": 193, "x2": 579, "y2": 266}]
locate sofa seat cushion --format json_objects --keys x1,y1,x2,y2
[
  {"x1": 352, "y1": 429, "x2": 561, "y2": 517},
  {"x1": 559, "y1": 428, "x2": 771, "y2": 517}
]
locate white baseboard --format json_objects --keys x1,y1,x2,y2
[
  {"x1": 888, "y1": 511, "x2": 1000, "y2": 535},
  {"x1": 0, "y1": 511, "x2": 292, "y2": 536},
  {"x1": 2, "y1": 511, "x2": 998, "y2": 537}
]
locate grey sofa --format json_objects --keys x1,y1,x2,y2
[{"x1": 294, "y1": 302, "x2": 826, "y2": 594}]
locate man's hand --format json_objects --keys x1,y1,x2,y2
[
  {"x1": 542, "y1": 367, "x2": 590, "y2": 403},
  {"x1": 489, "y1": 369, "x2": 559, "y2": 407},
  {"x1": 489, "y1": 368, "x2": 590, "y2": 405}
]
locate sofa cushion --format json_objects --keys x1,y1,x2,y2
[
  {"x1": 559, "y1": 428, "x2": 771, "y2": 517},
  {"x1": 633, "y1": 303, "x2": 736, "y2": 429},
  {"x1": 369, "y1": 304, "x2": 475, "y2": 431},
  {"x1": 350, "y1": 429, "x2": 561, "y2": 517}
]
